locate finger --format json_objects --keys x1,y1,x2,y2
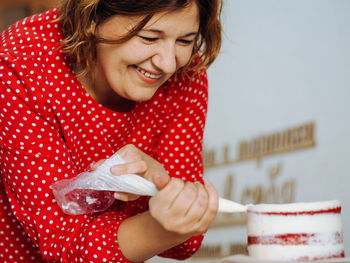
[
  {"x1": 183, "y1": 182, "x2": 208, "y2": 221},
  {"x1": 117, "y1": 144, "x2": 142, "y2": 162},
  {"x1": 192, "y1": 181, "x2": 219, "y2": 232},
  {"x1": 114, "y1": 192, "x2": 140, "y2": 202},
  {"x1": 152, "y1": 172, "x2": 170, "y2": 190},
  {"x1": 110, "y1": 160, "x2": 147, "y2": 176},
  {"x1": 169, "y1": 181, "x2": 198, "y2": 217},
  {"x1": 151, "y1": 178, "x2": 184, "y2": 209},
  {"x1": 90, "y1": 159, "x2": 106, "y2": 171}
]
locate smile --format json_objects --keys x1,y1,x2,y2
[{"x1": 135, "y1": 66, "x2": 162, "y2": 80}]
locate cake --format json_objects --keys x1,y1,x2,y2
[{"x1": 247, "y1": 200, "x2": 345, "y2": 261}]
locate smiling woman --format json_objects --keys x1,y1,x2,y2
[
  {"x1": 60, "y1": 0, "x2": 222, "y2": 76},
  {"x1": 0, "y1": 0, "x2": 223, "y2": 262},
  {"x1": 78, "y1": 3, "x2": 200, "y2": 109},
  {"x1": 61, "y1": 0, "x2": 222, "y2": 111}
]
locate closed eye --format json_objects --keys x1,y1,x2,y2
[
  {"x1": 138, "y1": 35, "x2": 194, "y2": 45},
  {"x1": 177, "y1": 39, "x2": 194, "y2": 45},
  {"x1": 138, "y1": 35, "x2": 158, "y2": 42}
]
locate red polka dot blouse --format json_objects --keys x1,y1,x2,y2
[{"x1": 0, "y1": 8, "x2": 209, "y2": 263}]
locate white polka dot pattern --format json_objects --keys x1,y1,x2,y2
[{"x1": 0, "y1": 8, "x2": 208, "y2": 262}]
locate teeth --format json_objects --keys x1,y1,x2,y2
[{"x1": 136, "y1": 66, "x2": 161, "y2": 79}]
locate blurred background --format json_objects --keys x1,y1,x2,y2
[
  {"x1": 2, "y1": 0, "x2": 350, "y2": 262},
  {"x1": 0, "y1": 0, "x2": 59, "y2": 31}
]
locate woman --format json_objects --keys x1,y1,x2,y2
[{"x1": 0, "y1": 0, "x2": 223, "y2": 262}]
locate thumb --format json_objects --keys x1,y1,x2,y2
[{"x1": 152, "y1": 172, "x2": 170, "y2": 190}]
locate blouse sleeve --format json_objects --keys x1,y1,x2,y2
[
  {"x1": 154, "y1": 69, "x2": 209, "y2": 260},
  {"x1": 0, "y1": 55, "x2": 131, "y2": 262}
]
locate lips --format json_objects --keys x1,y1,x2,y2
[{"x1": 134, "y1": 65, "x2": 162, "y2": 84}]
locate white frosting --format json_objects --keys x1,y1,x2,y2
[
  {"x1": 218, "y1": 198, "x2": 247, "y2": 213},
  {"x1": 248, "y1": 244, "x2": 344, "y2": 260},
  {"x1": 247, "y1": 200, "x2": 340, "y2": 213},
  {"x1": 247, "y1": 213, "x2": 342, "y2": 235},
  {"x1": 247, "y1": 200, "x2": 344, "y2": 260}
]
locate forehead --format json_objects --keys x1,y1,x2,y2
[
  {"x1": 144, "y1": 2, "x2": 200, "y2": 31},
  {"x1": 96, "y1": 2, "x2": 199, "y2": 37}
]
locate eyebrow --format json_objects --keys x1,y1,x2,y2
[{"x1": 141, "y1": 29, "x2": 198, "y2": 38}]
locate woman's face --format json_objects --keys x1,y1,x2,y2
[{"x1": 92, "y1": 2, "x2": 200, "y2": 103}]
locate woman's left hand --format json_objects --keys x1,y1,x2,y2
[{"x1": 92, "y1": 144, "x2": 170, "y2": 202}]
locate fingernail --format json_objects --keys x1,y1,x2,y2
[
  {"x1": 88, "y1": 161, "x2": 96, "y2": 171},
  {"x1": 111, "y1": 166, "x2": 119, "y2": 173},
  {"x1": 114, "y1": 193, "x2": 120, "y2": 199}
]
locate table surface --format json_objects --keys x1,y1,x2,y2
[{"x1": 213, "y1": 255, "x2": 350, "y2": 263}]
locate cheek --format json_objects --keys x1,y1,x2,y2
[
  {"x1": 96, "y1": 46, "x2": 118, "y2": 71},
  {"x1": 178, "y1": 47, "x2": 195, "y2": 67}
]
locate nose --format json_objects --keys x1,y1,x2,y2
[{"x1": 152, "y1": 41, "x2": 177, "y2": 74}]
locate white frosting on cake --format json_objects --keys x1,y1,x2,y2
[
  {"x1": 248, "y1": 244, "x2": 344, "y2": 261},
  {"x1": 247, "y1": 200, "x2": 340, "y2": 213},
  {"x1": 247, "y1": 200, "x2": 344, "y2": 260},
  {"x1": 248, "y1": 213, "x2": 342, "y2": 235}
]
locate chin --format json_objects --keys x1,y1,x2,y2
[
  {"x1": 134, "y1": 95, "x2": 155, "y2": 102},
  {"x1": 129, "y1": 89, "x2": 158, "y2": 102}
]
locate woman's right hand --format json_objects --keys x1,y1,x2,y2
[{"x1": 149, "y1": 178, "x2": 219, "y2": 237}]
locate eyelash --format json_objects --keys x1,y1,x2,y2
[
  {"x1": 138, "y1": 36, "x2": 193, "y2": 45},
  {"x1": 178, "y1": 39, "x2": 194, "y2": 45},
  {"x1": 138, "y1": 36, "x2": 157, "y2": 42}
]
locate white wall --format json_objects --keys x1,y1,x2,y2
[{"x1": 149, "y1": 1, "x2": 350, "y2": 262}]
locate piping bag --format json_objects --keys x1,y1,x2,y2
[{"x1": 52, "y1": 153, "x2": 247, "y2": 215}]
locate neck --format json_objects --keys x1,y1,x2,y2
[{"x1": 75, "y1": 65, "x2": 135, "y2": 112}]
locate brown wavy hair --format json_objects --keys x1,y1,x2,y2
[{"x1": 58, "y1": 0, "x2": 222, "y2": 75}]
